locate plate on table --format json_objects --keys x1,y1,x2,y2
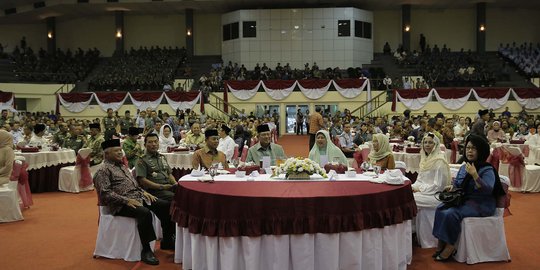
[
  {"x1": 363, "y1": 171, "x2": 377, "y2": 177},
  {"x1": 217, "y1": 170, "x2": 230, "y2": 175},
  {"x1": 369, "y1": 177, "x2": 384, "y2": 184},
  {"x1": 190, "y1": 171, "x2": 204, "y2": 177}
]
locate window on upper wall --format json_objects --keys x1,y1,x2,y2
[
  {"x1": 223, "y1": 24, "x2": 231, "y2": 41},
  {"x1": 354, "y1": 20, "x2": 372, "y2": 39},
  {"x1": 223, "y1": 22, "x2": 240, "y2": 41},
  {"x1": 243, "y1": 21, "x2": 257, "y2": 38},
  {"x1": 337, "y1": 20, "x2": 350, "y2": 37},
  {"x1": 231, "y1": 22, "x2": 239, "y2": 39}
]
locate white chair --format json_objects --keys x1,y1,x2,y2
[
  {"x1": 93, "y1": 206, "x2": 156, "y2": 262},
  {"x1": 58, "y1": 148, "x2": 95, "y2": 193},
  {"x1": 415, "y1": 207, "x2": 437, "y2": 248},
  {"x1": 522, "y1": 165, "x2": 540, "y2": 192},
  {"x1": 453, "y1": 176, "x2": 511, "y2": 264},
  {"x1": 0, "y1": 180, "x2": 24, "y2": 223}
]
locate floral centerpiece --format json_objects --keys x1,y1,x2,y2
[
  {"x1": 275, "y1": 157, "x2": 327, "y2": 180},
  {"x1": 407, "y1": 136, "x2": 415, "y2": 146}
]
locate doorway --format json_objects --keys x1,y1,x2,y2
[{"x1": 285, "y1": 104, "x2": 309, "y2": 134}]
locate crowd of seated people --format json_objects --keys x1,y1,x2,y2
[
  {"x1": 499, "y1": 42, "x2": 540, "y2": 78},
  {"x1": 88, "y1": 46, "x2": 187, "y2": 91},
  {"x1": 8, "y1": 37, "x2": 100, "y2": 83},
  {"x1": 392, "y1": 44, "x2": 497, "y2": 87},
  {"x1": 198, "y1": 61, "x2": 385, "y2": 92}
]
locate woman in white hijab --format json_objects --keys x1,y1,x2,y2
[
  {"x1": 158, "y1": 124, "x2": 176, "y2": 152},
  {"x1": 0, "y1": 130, "x2": 15, "y2": 185},
  {"x1": 368, "y1": 133, "x2": 395, "y2": 169},
  {"x1": 411, "y1": 133, "x2": 451, "y2": 208},
  {"x1": 309, "y1": 130, "x2": 348, "y2": 165}
]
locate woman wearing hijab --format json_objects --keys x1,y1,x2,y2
[
  {"x1": 309, "y1": 130, "x2": 348, "y2": 165},
  {"x1": 368, "y1": 133, "x2": 395, "y2": 169},
  {"x1": 432, "y1": 134, "x2": 505, "y2": 261},
  {"x1": 158, "y1": 124, "x2": 176, "y2": 152},
  {"x1": 412, "y1": 133, "x2": 451, "y2": 207},
  {"x1": 0, "y1": 130, "x2": 15, "y2": 185}
]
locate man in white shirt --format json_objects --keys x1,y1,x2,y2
[
  {"x1": 453, "y1": 117, "x2": 469, "y2": 140},
  {"x1": 10, "y1": 121, "x2": 23, "y2": 143},
  {"x1": 29, "y1": 123, "x2": 49, "y2": 148},
  {"x1": 217, "y1": 124, "x2": 236, "y2": 162}
]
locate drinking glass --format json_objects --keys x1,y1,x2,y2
[
  {"x1": 232, "y1": 158, "x2": 240, "y2": 168},
  {"x1": 209, "y1": 162, "x2": 219, "y2": 181},
  {"x1": 373, "y1": 165, "x2": 381, "y2": 177},
  {"x1": 361, "y1": 161, "x2": 370, "y2": 172}
]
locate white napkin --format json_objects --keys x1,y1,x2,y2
[
  {"x1": 190, "y1": 165, "x2": 206, "y2": 177},
  {"x1": 384, "y1": 169, "x2": 404, "y2": 184}
]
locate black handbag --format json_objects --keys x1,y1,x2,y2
[{"x1": 435, "y1": 188, "x2": 466, "y2": 207}]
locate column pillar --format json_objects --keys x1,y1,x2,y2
[
  {"x1": 401, "y1": 4, "x2": 411, "y2": 52},
  {"x1": 476, "y1": 2, "x2": 486, "y2": 53},
  {"x1": 186, "y1": 8, "x2": 194, "y2": 57},
  {"x1": 46, "y1": 17, "x2": 56, "y2": 54},
  {"x1": 115, "y1": 11, "x2": 124, "y2": 55}
]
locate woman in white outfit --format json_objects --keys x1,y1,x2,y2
[
  {"x1": 158, "y1": 124, "x2": 176, "y2": 152},
  {"x1": 412, "y1": 133, "x2": 451, "y2": 208}
]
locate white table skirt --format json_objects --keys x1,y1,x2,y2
[
  {"x1": 392, "y1": 152, "x2": 421, "y2": 173},
  {"x1": 15, "y1": 150, "x2": 76, "y2": 171},
  {"x1": 161, "y1": 152, "x2": 193, "y2": 169},
  {"x1": 528, "y1": 146, "x2": 540, "y2": 165},
  {"x1": 175, "y1": 221, "x2": 412, "y2": 270}
]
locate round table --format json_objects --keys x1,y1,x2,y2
[
  {"x1": 161, "y1": 152, "x2": 194, "y2": 179},
  {"x1": 172, "y1": 176, "x2": 417, "y2": 270},
  {"x1": 16, "y1": 149, "x2": 76, "y2": 193}
]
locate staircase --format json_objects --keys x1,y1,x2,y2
[
  {"x1": 180, "y1": 55, "x2": 222, "y2": 90},
  {"x1": 483, "y1": 52, "x2": 533, "y2": 88},
  {"x1": 206, "y1": 92, "x2": 242, "y2": 119},
  {"x1": 350, "y1": 91, "x2": 389, "y2": 119},
  {"x1": 71, "y1": 58, "x2": 109, "y2": 92},
  {"x1": 0, "y1": 59, "x2": 17, "y2": 82}
]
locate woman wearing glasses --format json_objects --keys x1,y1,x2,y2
[{"x1": 432, "y1": 134, "x2": 505, "y2": 262}]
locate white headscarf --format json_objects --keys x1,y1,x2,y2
[
  {"x1": 419, "y1": 133, "x2": 450, "y2": 183},
  {"x1": 159, "y1": 124, "x2": 176, "y2": 150},
  {"x1": 308, "y1": 130, "x2": 348, "y2": 165},
  {"x1": 368, "y1": 133, "x2": 392, "y2": 163}
]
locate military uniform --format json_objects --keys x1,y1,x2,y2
[
  {"x1": 53, "y1": 131, "x2": 68, "y2": 145},
  {"x1": 135, "y1": 152, "x2": 174, "y2": 201},
  {"x1": 184, "y1": 132, "x2": 205, "y2": 148},
  {"x1": 119, "y1": 117, "x2": 134, "y2": 135},
  {"x1": 63, "y1": 133, "x2": 86, "y2": 153},
  {"x1": 84, "y1": 134, "x2": 105, "y2": 165},
  {"x1": 123, "y1": 137, "x2": 143, "y2": 168},
  {"x1": 102, "y1": 116, "x2": 119, "y2": 140}
]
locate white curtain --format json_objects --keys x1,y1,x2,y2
[
  {"x1": 396, "y1": 89, "x2": 434, "y2": 110},
  {"x1": 94, "y1": 93, "x2": 129, "y2": 112},
  {"x1": 128, "y1": 93, "x2": 164, "y2": 110},
  {"x1": 165, "y1": 92, "x2": 201, "y2": 111},
  {"x1": 0, "y1": 96, "x2": 15, "y2": 112},
  {"x1": 511, "y1": 89, "x2": 540, "y2": 109},
  {"x1": 58, "y1": 94, "x2": 92, "y2": 113},
  {"x1": 333, "y1": 79, "x2": 368, "y2": 99},
  {"x1": 472, "y1": 89, "x2": 511, "y2": 110},
  {"x1": 433, "y1": 89, "x2": 472, "y2": 110},
  {"x1": 297, "y1": 81, "x2": 331, "y2": 100},
  {"x1": 262, "y1": 81, "x2": 296, "y2": 101},
  {"x1": 228, "y1": 81, "x2": 262, "y2": 100}
]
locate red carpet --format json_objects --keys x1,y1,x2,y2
[{"x1": 1, "y1": 135, "x2": 539, "y2": 269}]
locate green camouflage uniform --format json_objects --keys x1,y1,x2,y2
[
  {"x1": 53, "y1": 131, "x2": 68, "y2": 145},
  {"x1": 136, "y1": 151, "x2": 174, "y2": 201},
  {"x1": 84, "y1": 134, "x2": 105, "y2": 165},
  {"x1": 102, "y1": 116, "x2": 118, "y2": 140},
  {"x1": 122, "y1": 137, "x2": 143, "y2": 169},
  {"x1": 119, "y1": 117, "x2": 133, "y2": 135},
  {"x1": 63, "y1": 133, "x2": 86, "y2": 153}
]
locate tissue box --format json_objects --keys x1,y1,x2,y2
[
  {"x1": 389, "y1": 139, "x2": 404, "y2": 143},
  {"x1": 509, "y1": 140, "x2": 525, "y2": 144},
  {"x1": 324, "y1": 163, "x2": 347, "y2": 174},
  {"x1": 238, "y1": 165, "x2": 260, "y2": 175},
  {"x1": 20, "y1": 147, "x2": 39, "y2": 153},
  {"x1": 405, "y1": 147, "x2": 420, "y2": 153}
]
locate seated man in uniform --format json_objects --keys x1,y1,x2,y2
[
  {"x1": 136, "y1": 133, "x2": 177, "y2": 201},
  {"x1": 84, "y1": 123, "x2": 105, "y2": 166},
  {"x1": 123, "y1": 127, "x2": 143, "y2": 169},
  {"x1": 93, "y1": 139, "x2": 175, "y2": 266},
  {"x1": 63, "y1": 123, "x2": 86, "y2": 153},
  {"x1": 192, "y1": 129, "x2": 229, "y2": 170},
  {"x1": 246, "y1": 124, "x2": 286, "y2": 166}
]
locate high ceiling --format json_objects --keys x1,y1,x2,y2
[{"x1": 0, "y1": 0, "x2": 538, "y2": 24}]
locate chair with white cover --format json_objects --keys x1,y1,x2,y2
[
  {"x1": 58, "y1": 148, "x2": 95, "y2": 193},
  {"x1": 453, "y1": 176, "x2": 511, "y2": 264},
  {"x1": 0, "y1": 179, "x2": 24, "y2": 223},
  {"x1": 415, "y1": 207, "x2": 437, "y2": 248},
  {"x1": 522, "y1": 164, "x2": 540, "y2": 192},
  {"x1": 240, "y1": 145, "x2": 249, "y2": 162},
  {"x1": 93, "y1": 206, "x2": 156, "y2": 261},
  {"x1": 497, "y1": 146, "x2": 524, "y2": 191},
  {"x1": 395, "y1": 161, "x2": 407, "y2": 174}
]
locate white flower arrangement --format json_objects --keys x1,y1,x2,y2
[
  {"x1": 275, "y1": 157, "x2": 327, "y2": 179},
  {"x1": 407, "y1": 136, "x2": 415, "y2": 142}
]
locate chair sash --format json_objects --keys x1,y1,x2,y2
[
  {"x1": 488, "y1": 148, "x2": 501, "y2": 171},
  {"x1": 76, "y1": 154, "x2": 93, "y2": 188},
  {"x1": 353, "y1": 148, "x2": 370, "y2": 166},
  {"x1": 232, "y1": 145, "x2": 239, "y2": 160},
  {"x1": 10, "y1": 160, "x2": 33, "y2": 208},
  {"x1": 450, "y1": 140, "x2": 459, "y2": 164},
  {"x1": 501, "y1": 150, "x2": 524, "y2": 189},
  {"x1": 240, "y1": 146, "x2": 249, "y2": 162}
]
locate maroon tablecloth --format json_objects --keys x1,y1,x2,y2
[
  {"x1": 171, "y1": 181, "x2": 417, "y2": 237},
  {"x1": 29, "y1": 163, "x2": 74, "y2": 193}
]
